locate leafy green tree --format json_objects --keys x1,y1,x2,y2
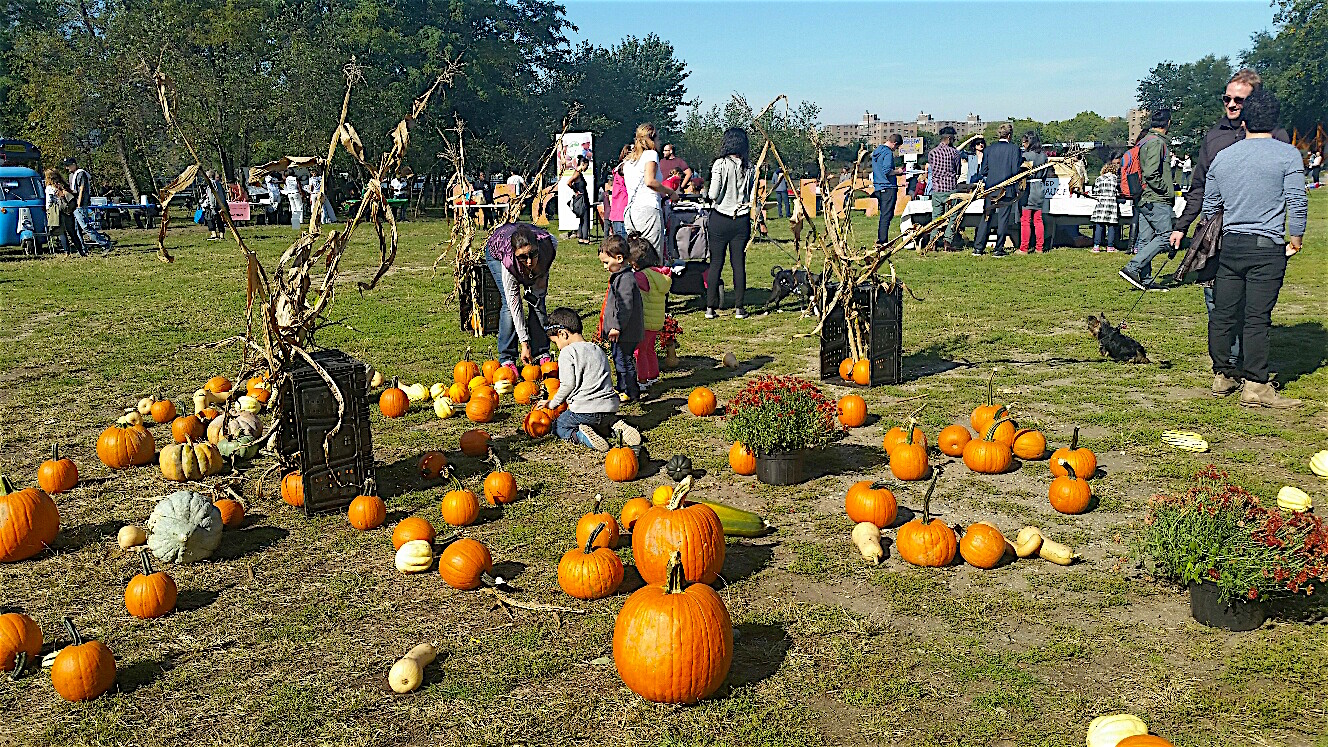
[
  {"x1": 680, "y1": 96, "x2": 821, "y2": 179},
  {"x1": 1136, "y1": 54, "x2": 1234, "y2": 148},
  {"x1": 1243, "y1": 0, "x2": 1327, "y2": 140}
]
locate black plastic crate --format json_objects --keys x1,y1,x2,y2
[
  {"x1": 276, "y1": 349, "x2": 375, "y2": 515},
  {"x1": 459, "y1": 263, "x2": 502, "y2": 336},
  {"x1": 819, "y1": 282, "x2": 903, "y2": 386}
]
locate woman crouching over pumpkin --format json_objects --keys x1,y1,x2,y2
[
  {"x1": 536, "y1": 307, "x2": 641, "y2": 452},
  {"x1": 485, "y1": 222, "x2": 558, "y2": 373}
]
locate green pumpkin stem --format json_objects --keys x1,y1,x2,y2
[
  {"x1": 667, "y1": 475, "x2": 693, "y2": 510},
  {"x1": 584, "y1": 522, "x2": 606, "y2": 554},
  {"x1": 140, "y1": 550, "x2": 155, "y2": 577},
  {"x1": 664, "y1": 551, "x2": 686, "y2": 594},
  {"x1": 904, "y1": 418, "x2": 918, "y2": 446},
  {"x1": 63, "y1": 617, "x2": 82, "y2": 646},
  {"x1": 985, "y1": 369, "x2": 996, "y2": 406},
  {"x1": 51, "y1": 444, "x2": 61, "y2": 462},
  {"x1": 984, "y1": 416, "x2": 1013, "y2": 442},
  {"x1": 920, "y1": 475, "x2": 938, "y2": 525},
  {"x1": 1058, "y1": 459, "x2": 1077, "y2": 481},
  {"x1": 10, "y1": 650, "x2": 26, "y2": 679},
  {"x1": 0, "y1": 475, "x2": 14, "y2": 496},
  {"x1": 1070, "y1": 426, "x2": 1080, "y2": 451}
]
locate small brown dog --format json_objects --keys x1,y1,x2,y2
[{"x1": 1088, "y1": 313, "x2": 1150, "y2": 363}]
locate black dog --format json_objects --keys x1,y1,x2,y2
[
  {"x1": 765, "y1": 266, "x2": 822, "y2": 314},
  {"x1": 1088, "y1": 313, "x2": 1149, "y2": 363}
]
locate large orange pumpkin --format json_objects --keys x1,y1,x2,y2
[
  {"x1": 613, "y1": 551, "x2": 733, "y2": 704},
  {"x1": 523, "y1": 408, "x2": 554, "y2": 439},
  {"x1": 454, "y1": 356, "x2": 482, "y2": 387},
  {"x1": 687, "y1": 387, "x2": 717, "y2": 416},
  {"x1": 632, "y1": 477, "x2": 725, "y2": 585},
  {"x1": 0, "y1": 475, "x2": 60, "y2": 563},
  {"x1": 576, "y1": 495, "x2": 620, "y2": 549},
  {"x1": 959, "y1": 522, "x2": 1008, "y2": 569},
  {"x1": 559, "y1": 523, "x2": 624, "y2": 600},
  {"x1": 281, "y1": 472, "x2": 304, "y2": 507},
  {"x1": 962, "y1": 418, "x2": 1014, "y2": 475},
  {"x1": 1050, "y1": 426, "x2": 1098, "y2": 480},
  {"x1": 466, "y1": 396, "x2": 496, "y2": 423},
  {"x1": 1012, "y1": 428, "x2": 1048, "y2": 460},
  {"x1": 0, "y1": 612, "x2": 42, "y2": 672},
  {"x1": 729, "y1": 442, "x2": 757, "y2": 476},
  {"x1": 605, "y1": 447, "x2": 639, "y2": 482},
  {"x1": 937, "y1": 424, "x2": 972, "y2": 457},
  {"x1": 845, "y1": 481, "x2": 897, "y2": 528},
  {"x1": 392, "y1": 517, "x2": 435, "y2": 549},
  {"x1": 438, "y1": 537, "x2": 493, "y2": 590},
  {"x1": 460, "y1": 430, "x2": 491, "y2": 457},
  {"x1": 1049, "y1": 461, "x2": 1093, "y2": 514},
  {"x1": 50, "y1": 619, "x2": 115, "y2": 702},
  {"x1": 895, "y1": 477, "x2": 957, "y2": 567},
  {"x1": 838, "y1": 394, "x2": 867, "y2": 428},
  {"x1": 851, "y1": 359, "x2": 872, "y2": 386},
  {"x1": 38, "y1": 445, "x2": 78, "y2": 495},
  {"x1": 97, "y1": 422, "x2": 155, "y2": 469},
  {"x1": 125, "y1": 551, "x2": 177, "y2": 619}
]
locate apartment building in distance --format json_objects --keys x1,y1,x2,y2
[{"x1": 824, "y1": 111, "x2": 986, "y2": 146}]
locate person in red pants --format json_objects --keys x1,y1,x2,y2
[{"x1": 1018, "y1": 131, "x2": 1048, "y2": 253}]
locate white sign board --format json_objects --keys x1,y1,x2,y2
[{"x1": 556, "y1": 132, "x2": 594, "y2": 231}]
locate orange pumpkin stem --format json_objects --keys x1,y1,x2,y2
[
  {"x1": 664, "y1": 551, "x2": 686, "y2": 594},
  {"x1": 1058, "y1": 459, "x2": 1077, "y2": 481},
  {"x1": 583, "y1": 522, "x2": 606, "y2": 554}
]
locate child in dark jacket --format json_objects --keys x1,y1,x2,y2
[{"x1": 597, "y1": 235, "x2": 645, "y2": 402}]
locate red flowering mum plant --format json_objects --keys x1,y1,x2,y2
[
  {"x1": 656, "y1": 314, "x2": 682, "y2": 352},
  {"x1": 724, "y1": 374, "x2": 843, "y2": 456},
  {"x1": 1139, "y1": 465, "x2": 1328, "y2": 603}
]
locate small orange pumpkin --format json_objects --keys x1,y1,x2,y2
[
  {"x1": 454, "y1": 355, "x2": 482, "y2": 386},
  {"x1": 851, "y1": 359, "x2": 872, "y2": 386},
  {"x1": 959, "y1": 522, "x2": 1008, "y2": 569},
  {"x1": 513, "y1": 379, "x2": 541, "y2": 405},
  {"x1": 729, "y1": 442, "x2": 757, "y2": 476},
  {"x1": 440, "y1": 482, "x2": 481, "y2": 527},
  {"x1": 576, "y1": 495, "x2": 620, "y2": 549},
  {"x1": 888, "y1": 420, "x2": 930, "y2": 481},
  {"x1": 1049, "y1": 460, "x2": 1093, "y2": 515},
  {"x1": 845, "y1": 481, "x2": 897, "y2": 528},
  {"x1": 883, "y1": 420, "x2": 928, "y2": 455},
  {"x1": 606, "y1": 446, "x2": 639, "y2": 482},
  {"x1": 544, "y1": 377, "x2": 561, "y2": 399},
  {"x1": 969, "y1": 370, "x2": 1005, "y2": 434},
  {"x1": 97, "y1": 422, "x2": 155, "y2": 469},
  {"x1": 125, "y1": 551, "x2": 177, "y2": 619},
  {"x1": 837, "y1": 394, "x2": 867, "y2": 428},
  {"x1": 214, "y1": 498, "x2": 245, "y2": 529},
  {"x1": 620, "y1": 497, "x2": 652, "y2": 531},
  {"x1": 392, "y1": 517, "x2": 435, "y2": 549},
  {"x1": 348, "y1": 490, "x2": 387, "y2": 530},
  {"x1": 50, "y1": 619, "x2": 115, "y2": 702},
  {"x1": 466, "y1": 396, "x2": 496, "y2": 423},
  {"x1": 418, "y1": 451, "x2": 448, "y2": 479},
  {"x1": 521, "y1": 364, "x2": 542, "y2": 382},
  {"x1": 481, "y1": 359, "x2": 502, "y2": 382},
  {"x1": 438, "y1": 537, "x2": 493, "y2": 590},
  {"x1": 1012, "y1": 428, "x2": 1047, "y2": 460},
  {"x1": 38, "y1": 445, "x2": 78, "y2": 495},
  {"x1": 558, "y1": 523, "x2": 624, "y2": 600},
  {"x1": 460, "y1": 430, "x2": 490, "y2": 457},
  {"x1": 0, "y1": 475, "x2": 60, "y2": 563},
  {"x1": 1117, "y1": 737, "x2": 1176, "y2": 747},
  {"x1": 523, "y1": 408, "x2": 554, "y2": 439},
  {"x1": 0, "y1": 612, "x2": 42, "y2": 673},
  {"x1": 838, "y1": 358, "x2": 854, "y2": 381},
  {"x1": 171, "y1": 414, "x2": 206, "y2": 444},
  {"x1": 1050, "y1": 426, "x2": 1098, "y2": 480},
  {"x1": 483, "y1": 455, "x2": 518, "y2": 505},
  {"x1": 380, "y1": 379, "x2": 409, "y2": 418},
  {"x1": 962, "y1": 418, "x2": 1014, "y2": 475},
  {"x1": 149, "y1": 398, "x2": 178, "y2": 424},
  {"x1": 895, "y1": 477, "x2": 957, "y2": 567},
  {"x1": 281, "y1": 472, "x2": 304, "y2": 507},
  {"x1": 205, "y1": 376, "x2": 233, "y2": 394},
  {"x1": 687, "y1": 387, "x2": 717, "y2": 416},
  {"x1": 937, "y1": 424, "x2": 972, "y2": 457},
  {"x1": 246, "y1": 376, "x2": 271, "y2": 404},
  {"x1": 541, "y1": 359, "x2": 560, "y2": 377}
]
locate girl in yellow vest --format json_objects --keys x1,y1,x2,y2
[{"x1": 627, "y1": 234, "x2": 672, "y2": 388}]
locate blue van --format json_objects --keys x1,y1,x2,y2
[{"x1": 0, "y1": 166, "x2": 48, "y2": 249}]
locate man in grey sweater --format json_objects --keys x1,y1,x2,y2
[{"x1": 1201, "y1": 88, "x2": 1307, "y2": 409}]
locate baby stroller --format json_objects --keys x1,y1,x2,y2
[{"x1": 667, "y1": 201, "x2": 723, "y2": 306}]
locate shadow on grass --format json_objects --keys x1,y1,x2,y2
[
  {"x1": 212, "y1": 525, "x2": 289, "y2": 560},
  {"x1": 176, "y1": 588, "x2": 222, "y2": 612},
  {"x1": 117, "y1": 655, "x2": 180, "y2": 694},
  {"x1": 719, "y1": 542, "x2": 775, "y2": 586},
  {"x1": 52, "y1": 520, "x2": 122, "y2": 553},
  {"x1": 725, "y1": 622, "x2": 791, "y2": 691},
  {"x1": 1271, "y1": 321, "x2": 1328, "y2": 386},
  {"x1": 818, "y1": 443, "x2": 887, "y2": 478}
]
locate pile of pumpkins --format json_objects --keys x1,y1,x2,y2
[{"x1": 377, "y1": 352, "x2": 560, "y2": 426}]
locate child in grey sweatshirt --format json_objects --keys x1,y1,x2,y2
[{"x1": 541, "y1": 307, "x2": 640, "y2": 452}]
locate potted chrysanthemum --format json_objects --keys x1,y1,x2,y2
[{"x1": 724, "y1": 374, "x2": 843, "y2": 485}]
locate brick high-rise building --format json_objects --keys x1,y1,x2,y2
[{"x1": 825, "y1": 111, "x2": 985, "y2": 147}]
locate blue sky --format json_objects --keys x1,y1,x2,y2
[{"x1": 563, "y1": 1, "x2": 1279, "y2": 125}]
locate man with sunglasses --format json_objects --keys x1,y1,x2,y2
[
  {"x1": 484, "y1": 222, "x2": 558, "y2": 371},
  {"x1": 1169, "y1": 69, "x2": 1290, "y2": 374}
]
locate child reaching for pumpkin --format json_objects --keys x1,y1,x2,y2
[
  {"x1": 627, "y1": 234, "x2": 671, "y2": 390},
  {"x1": 539, "y1": 307, "x2": 641, "y2": 452}
]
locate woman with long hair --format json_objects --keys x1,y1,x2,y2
[
  {"x1": 1018, "y1": 130, "x2": 1048, "y2": 253},
  {"x1": 704, "y1": 127, "x2": 756, "y2": 319},
  {"x1": 621, "y1": 123, "x2": 677, "y2": 254}
]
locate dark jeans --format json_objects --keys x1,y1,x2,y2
[
  {"x1": 554, "y1": 409, "x2": 615, "y2": 441},
  {"x1": 1092, "y1": 222, "x2": 1119, "y2": 248},
  {"x1": 774, "y1": 189, "x2": 790, "y2": 218},
  {"x1": 1204, "y1": 283, "x2": 1242, "y2": 367},
  {"x1": 1208, "y1": 233, "x2": 1286, "y2": 383},
  {"x1": 1124, "y1": 200, "x2": 1173, "y2": 284},
  {"x1": 611, "y1": 220, "x2": 626, "y2": 239},
  {"x1": 577, "y1": 206, "x2": 590, "y2": 241},
  {"x1": 611, "y1": 341, "x2": 640, "y2": 401},
  {"x1": 973, "y1": 195, "x2": 1018, "y2": 253},
  {"x1": 706, "y1": 212, "x2": 749, "y2": 309},
  {"x1": 485, "y1": 256, "x2": 549, "y2": 366},
  {"x1": 875, "y1": 189, "x2": 897, "y2": 243}
]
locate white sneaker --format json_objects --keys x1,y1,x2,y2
[
  {"x1": 612, "y1": 420, "x2": 642, "y2": 447},
  {"x1": 578, "y1": 425, "x2": 611, "y2": 452}
]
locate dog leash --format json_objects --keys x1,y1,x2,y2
[{"x1": 1117, "y1": 253, "x2": 1175, "y2": 329}]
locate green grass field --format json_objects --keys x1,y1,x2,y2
[{"x1": 1, "y1": 192, "x2": 1325, "y2": 746}]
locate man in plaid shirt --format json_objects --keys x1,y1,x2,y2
[{"x1": 925, "y1": 127, "x2": 963, "y2": 250}]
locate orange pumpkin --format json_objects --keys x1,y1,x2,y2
[
  {"x1": 281, "y1": 472, "x2": 304, "y2": 507},
  {"x1": 851, "y1": 359, "x2": 872, "y2": 386},
  {"x1": 937, "y1": 424, "x2": 972, "y2": 457},
  {"x1": 558, "y1": 523, "x2": 624, "y2": 600},
  {"x1": 837, "y1": 394, "x2": 867, "y2": 428},
  {"x1": 125, "y1": 551, "x2": 177, "y2": 619},
  {"x1": 613, "y1": 551, "x2": 733, "y2": 704},
  {"x1": 1117, "y1": 737, "x2": 1176, "y2": 747},
  {"x1": 963, "y1": 418, "x2": 1014, "y2": 475},
  {"x1": 729, "y1": 442, "x2": 757, "y2": 476},
  {"x1": 838, "y1": 358, "x2": 854, "y2": 381},
  {"x1": 620, "y1": 497, "x2": 652, "y2": 531},
  {"x1": 205, "y1": 375, "x2": 233, "y2": 394},
  {"x1": 246, "y1": 376, "x2": 271, "y2": 404},
  {"x1": 491, "y1": 366, "x2": 518, "y2": 387},
  {"x1": 576, "y1": 495, "x2": 620, "y2": 549},
  {"x1": 97, "y1": 422, "x2": 155, "y2": 469},
  {"x1": 380, "y1": 379, "x2": 409, "y2": 418},
  {"x1": 0, "y1": 612, "x2": 42, "y2": 673},
  {"x1": 38, "y1": 445, "x2": 78, "y2": 495},
  {"x1": 523, "y1": 408, "x2": 554, "y2": 439},
  {"x1": 348, "y1": 492, "x2": 386, "y2": 530},
  {"x1": 214, "y1": 498, "x2": 245, "y2": 529},
  {"x1": 483, "y1": 464, "x2": 518, "y2": 505},
  {"x1": 418, "y1": 451, "x2": 448, "y2": 479},
  {"x1": 0, "y1": 475, "x2": 60, "y2": 563},
  {"x1": 959, "y1": 522, "x2": 1008, "y2": 569},
  {"x1": 521, "y1": 364, "x2": 542, "y2": 382},
  {"x1": 459, "y1": 430, "x2": 490, "y2": 457},
  {"x1": 447, "y1": 382, "x2": 471, "y2": 404},
  {"x1": 50, "y1": 619, "x2": 115, "y2": 702},
  {"x1": 845, "y1": 481, "x2": 897, "y2": 528},
  {"x1": 149, "y1": 398, "x2": 178, "y2": 424},
  {"x1": 687, "y1": 387, "x2": 718, "y2": 416},
  {"x1": 895, "y1": 477, "x2": 957, "y2": 567},
  {"x1": 465, "y1": 396, "x2": 496, "y2": 423},
  {"x1": 541, "y1": 359, "x2": 559, "y2": 377},
  {"x1": 1049, "y1": 460, "x2": 1093, "y2": 514},
  {"x1": 392, "y1": 517, "x2": 435, "y2": 549},
  {"x1": 889, "y1": 423, "x2": 930, "y2": 481},
  {"x1": 438, "y1": 537, "x2": 493, "y2": 590},
  {"x1": 481, "y1": 359, "x2": 502, "y2": 382},
  {"x1": 1011, "y1": 428, "x2": 1047, "y2": 460},
  {"x1": 454, "y1": 355, "x2": 482, "y2": 386},
  {"x1": 1050, "y1": 426, "x2": 1098, "y2": 480},
  {"x1": 440, "y1": 484, "x2": 481, "y2": 527},
  {"x1": 606, "y1": 447, "x2": 639, "y2": 482},
  {"x1": 513, "y1": 380, "x2": 541, "y2": 405},
  {"x1": 543, "y1": 377, "x2": 561, "y2": 399},
  {"x1": 170, "y1": 414, "x2": 206, "y2": 444},
  {"x1": 631, "y1": 478, "x2": 725, "y2": 585},
  {"x1": 969, "y1": 370, "x2": 1005, "y2": 434},
  {"x1": 883, "y1": 421, "x2": 928, "y2": 456}
]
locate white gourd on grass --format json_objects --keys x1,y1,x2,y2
[{"x1": 147, "y1": 490, "x2": 224, "y2": 564}]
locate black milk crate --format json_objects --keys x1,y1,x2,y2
[
  {"x1": 459, "y1": 263, "x2": 502, "y2": 336},
  {"x1": 818, "y1": 282, "x2": 904, "y2": 386},
  {"x1": 276, "y1": 349, "x2": 375, "y2": 515}
]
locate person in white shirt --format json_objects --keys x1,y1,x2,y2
[
  {"x1": 506, "y1": 172, "x2": 525, "y2": 197},
  {"x1": 621, "y1": 122, "x2": 678, "y2": 255},
  {"x1": 282, "y1": 169, "x2": 304, "y2": 230}
]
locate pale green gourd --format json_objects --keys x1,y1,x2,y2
[{"x1": 147, "y1": 490, "x2": 223, "y2": 564}]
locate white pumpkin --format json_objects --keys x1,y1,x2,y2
[
  {"x1": 395, "y1": 539, "x2": 433, "y2": 573},
  {"x1": 370, "y1": 370, "x2": 385, "y2": 388},
  {"x1": 1086, "y1": 714, "x2": 1148, "y2": 747},
  {"x1": 147, "y1": 490, "x2": 224, "y2": 564},
  {"x1": 1311, "y1": 450, "x2": 1328, "y2": 478},
  {"x1": 118, "y1": 408, "x2": 143, "y2": 427},
  {"x1": 137, "y1": 396, "x2": 158, "y2": 417},
  {"x1": 236, "y1": 395, "x2": 262, "y2": 413},
  {"x1": 193, "y1": 388, "x2": 228, "y2": 415},
  {"x1": 429, "y1": 383, "x2": 448, "y2": 400},
  {"x1": 492, "y1": 379, "x2": 513, "y2": 396},
  {"x1": 404, "y1": 383, "x2": 430, "y2": 403},
  {"x1": 118, "y1": 525, "x2": 147, "y2": 549},
  {"x1": 1277, "y1": 486, "x2": 1312, "y2": 512},
  {"x1": 433, "y1": 397, "x2": 456, "y2": 419}
]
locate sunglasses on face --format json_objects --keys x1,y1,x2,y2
[
  {"x1": 1222, "y1": 95, "x2": 1245, "y2": 105},
  {"x1": 515, "y1": 252, "x2": 538, "y2": 263},
  {"x1": 543, "y1": 324, "x2": 567, "y2": 334}
]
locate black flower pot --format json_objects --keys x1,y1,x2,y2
[
  {"x1": 1188, "y1": 581, "x2": 1268, "y2": 631},
  {"x1": 755, "y1": 450, "x2": 806, "y2": 485}
]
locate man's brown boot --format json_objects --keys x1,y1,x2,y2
[
  {"x1": 1212, "y1": 373, "x2": 1241, "y2": 397},
  {"x1": 1240, "y1": 380, "x2": 1301, "y2": 409}
]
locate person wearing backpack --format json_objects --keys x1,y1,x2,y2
[{"x1": 1118, "y1": 110, "x2": 1174, "y2": 291}]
